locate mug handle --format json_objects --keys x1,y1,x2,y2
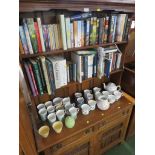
[
  {"x1": 117, "y1": 85, "x2": 121, "y2": 91},
  {"x1": 77, "y1": 108, "x2": 80, "y2": 112}
]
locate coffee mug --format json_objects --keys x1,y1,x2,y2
[
  {"x1": 53, "y1": 97, "x2": 63, "y2": 106},
  {"x1": 86, "y1": 93, "x2": 93, "y2": 101},
  {"x1": 56, "y1": 109, "x2": 65, "y2": 121},
  {"x1": 113, "y1": 90, "x2": 123, "y2": 100},
  {"x1": 37, "y1": 103, "x2": 46, "y2": 111},
  {"x1": 98, "y1": 94, "x2": 108, "y2": 100},
  {"x1": 69, "y1": 107, "x2": 79, "y2": 119},
  {"x1": 108, "y1": 95, "x2": 116, "y2": 104},
  {"x1": 38, "y1": 108, "x2": 47, "y2": 121},
  {"x1": 88, "y1": 100, "x2": 97, "y2": 110},
  {"x1": 47, "y1": 105, "x2": 55, "y2": 114},
  {"x1": 81, "y1": 104, "x2": 91, "y2": 115},
  {"x1": 62, "y1": 97, "x2": 71, "y2": 106},
  {"x1": 77, "y1": 97, "x2": 84, "y2": 108},
  {"x1": 84, "y1": 89, "x2": 91, "y2": 98},
  {"x1": 47, "y1": 113, "x2": 56, "y2": 125},
  {"x1": 74, "y1": 92, "x2": 82, "y2": 98},
  {"x1": 95, "y1": 92, "x2": 102, "y2": 100},
  {"x1": 45, "y1": 101, "x2": 53, "y2": 108},
  {"x1": 93, "y1": 87, "x2": 101, "y2": 94}
]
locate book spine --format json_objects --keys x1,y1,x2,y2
[
  {"x1": 19, "y1": 26, "x2": 29, "y2": 54},
  {"x1": 96, "y1": 18, "x2": 99, "y2": 44},
  {"x1": 81, "y1": 55, "x2": 84, "y2": 81},
  {"x1": 70, "y1": 22, "x2": 74, "y2": 48},
  {"x1": 73, "y1": 21, "x2": 78, "y2": 47},
  {"x1": 108, "y1": 15, "x2": 115, "y2": 43},
  {"x1": 69, "y1": 64, "x2": 73, "y2": 81},
  {"x1": 122, "y1": 14, "x2": 128, "y2": 41},
  {"x1": 28, "y1": 63, "x2": 39, "y2": 95},
  {"x1": 81, "y1": 20, "x2": 84, "y2": 47},
  {"x1": 65, "y1": 17, "x2": 71, "y2": 48},
  {"x1": 104, "y1": 59, "x2": 111, "y2": 78},
  {"x1": 26, "y1": 18, "x2": 38, "y2": 53},
  {"x1": 77, "y1": 20, "x2": 82, "y2": 47},
  {"x1": 37, "y1": 18, "x2": 46, "y2": 52},
  {"x1": 57, "y1": 24, "x2": 63, "y2": 49},
  {"x1": 48, "y1": 24, "x2": 53, "y2": 50},
  {"x1": 99, "y1": 18, "x2": 103, "y2": 44},
  {"x1": 73, "y1": 63, "x2": 76, "y2": 81},
  {"x1": 34, "y1": 22, "x2": 42, "y2": 53},
  {"x1": 42, "y1": 25, "x2": 50, "y2": 51},
  {"x1": 88, "y1": 55, "x2": 93, "y2": 78},
  {"x1": 19, "y1": 36, "x2": 24, "y2": 54},
  {"x1": 40, "y1": 57, "x2": 51, "y2": 95},
  {"x1": 123, "y1": 17, "x2": 131, "y2": 41},
  {"x1": 70, "y1": 12, "x2": 92, "y2": 21},
  {"x1": 103, "y1": 16, "x2": 109, "y2": 43},
  {"x1": 67, "y1": 64, "x2": 70, "y2": 83},
  {"x1": 89, "y1": 17, "x2": 93, "y2": 45},
  {"x1": 85, "y1": 19, "x2": 90, "y2": 46},
  {"x1": 112, "y1": 15, "x2": 117, "y2": 43},
  {"x1": 59, "y1": 15, "x2": 67, "y2": 50},
  {"x1": 23, "y1": 19, "x2": 33, "y2": 54},
  {"x1": 116, "y1": 53, "x2": 122, "y2": 69},
  {"x1": 52, "y1": 25, "x2": 56, "y2": 50},
  {"x1": 84, "y1": 56, "x2": 88, "y2": 79},
  {"x1": 93, "y1": 17, "x2": 97, "y2": 45},
  {"x1": 93, "y1": 54, "x2": 97, "y2": 77},
  {"x1": 54, "y1": 24, "x2": 59, "y2": 49},
  {"x1": 24, "y1": 62, "x2": 36, "y2": 96},
  {"x1": 61, "y1": 59, "x2": 67, "y2": 86}
]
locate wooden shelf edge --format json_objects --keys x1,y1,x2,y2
[{"x1": 20, "y1": 41, "x2": 127, "y2": 59}]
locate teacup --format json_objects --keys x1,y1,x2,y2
[
  {"x1": 38, "y1": 125, "x2": 50, "y2": 138},
  {"x1": 74, "y1": 92, "x2": 82, "y2": 98},
  {"x1": 52, "y1": 121, "x2": 63, "y2": 134},
  {"x1": 69, "y1": 107, "x2": 79, "y2": 119},
  {"x1": 86, "y1": 93, "x2": 93, "y2": 101},
  {"x1": 77, "y1": 97, "x2": 84, "y2": 108},
  {"x1": 98, "y1": 94, "x2": 108, "y2": 100},
  {"x1": 81, "y1": 104, "x2": 91, "y2": 115},
  {"x1": 102, "y1": 91, "x2": 110, "y2": 96},
  {"x1": 53, "y1": 97, "x2": 63, "y2": 106},
  {"x1": 108, "y1": 95, "x2": 116, "y2": 104},
  {"x1": 47, "y1": 105, "x2": 55, "y2": 114},
  {"x1": 84, "y1": 89, "x2": 92, "y2": 98},
  {"x1": 95, "y1": 92, "x2": 102, "y2": 100},
  {"x1": 38, "y1": 108, "x2": 47, "y2": 121},
  {"x1": 62, "y1": 97, "x2": 71, "y2": 106},
  {"x1": 93, "y1": 87, "x2": 101, "y2": 94},
  {"x1": 65, "y1": 103, "x2": 75, "y2": 114},
  {"x1": 113, "y1": 90, "x2": 123, "y2": 100},
  {"x1": 47, "y1": 113, "x2": 56, "y2": 125},
  {"x1": 56, "y1": 109, "x2": 65, "y2": 121},
  {"x1": 88, "y1": 100, "x2": 97, "y2": 110},
  {"x1": 37, "y1": 103, "x2": 46, "y2": 111},
  {"x1": 45, "y1": 101, "x2": 52, "y2": 108}
]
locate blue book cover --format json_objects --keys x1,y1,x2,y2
[
  {"x1": 73, "y1": 63, "x2": 77, "y2": 81},
  {"x1": 19, "y1": 26, "x2": 29, "y2": 54},
  {"x1": 104, "y1": 59, "x2": 111, "y2": 78}
]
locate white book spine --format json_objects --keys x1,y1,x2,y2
[
  {"x1": 77, "y1": 20, "x2": 82, "y2": 47},
  {"x1": 65, "y1": 17, "x2": 71, "y2": 48},
  {"x1": 88, "y1": 55, "x2": 94, "y2": 78},
  {"x1": 52, "y1": 25, "x2": 56, "y2": 50},
  {"x1": 59, "y1": 15, "x2": 67, "y2": 50},
  {"x1": 70, "y1": 23, "x2": 74, "y2": 48},
  {"x1": 67, "y1": 65, "x2": 70, "y2": 83},
  {"x1": 48, "y1": 25, "x2": 53, "y2": 50},
  {"x1": 37, "y1": 18, "x2": 46, "y2": 52},
  {"x1": 116, "y1": 53, "x2": 122, "y2": 69}
]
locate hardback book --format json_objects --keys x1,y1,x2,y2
[
  {"x1": 104, "y1": 58, "x2": 111, "y2": 78},
  {"x1": 89, "y1": 17, "x2": 93, "y2": 45},
  {"x1": 57, "y1": 24, "x2": 63, "y2": 49},
  {"x1": 66, "y1": 61, "x2": 72, "y2": 81},
  {"x1": 51, "y1": 24, "x2": 56, "y2": 50},
  {"x1": 103, "y1": 16, "x2": 109, "y2": 43},
  {"x1": 73, "y1": 63, "x2": 77, "y2": 81},
  {"x1": 34, "y1": 22, "x2": 42, "y2": 53},
  {"x1": 122, "y1": 14, "x2": 128, "y2": 40},
  {"x1": 26, "y1": 18, "x2": 38, "y2": 53},
  {"x1": 37, "y1": 18, "x2": 46, "y2": 52},
  {"x1": 81, "y1": 20, "x2": 85, "y2": 47},
  {"x1": 77, "y1": 20, "x2": 82, "y2": 47},
  {"x1": 40, "y1": 56, "x2": 51, "y2": 95},
  {"x1": 93, "y1": 53, "x2": 97, "y2": 77},
  {"x1": 70, "y1": 12, "x2": 92, "y2": 21},
  {"x1": 23, "y1": 19, "x2": 33, "y2": 54},
  {"x1": 29, "y1": 59, "x2": 44, "y2": 95},
  {"x1": 70, "y1": 22, "x2": 74, "y2": 48},
  {"x1": 42, "y1": 25, "x2": 50, "y2": 51},
  {"x1": 66, "y1": 63, "x2": 70, "y2": 83},
  {"x1": 59, "y1": 14, "x2": 67, "y2": 50},
  {"x1": 27, "y1": 62, "x2": 39, "y2": 96},
  {"x1": 123, "y1": 17, "x2": 131, "y2": 41},
  {"x1": 54, "y1": 24, "x2": 59, "y2": 49},
  {"x1": 19, "y1": 36, "x2": 24, "y2": 54},
  {"x1": 73, "y1": 21, "x2": 78, "y2": 47},
  {"x1": 99, "y1": 18, "x2": 103, "y2": 44},
  {"x1": 111, "y1": 52, "x2": 117, "y2": 71},
  {"x1": 19, "y1": 26, "x2": 29, "y2": 54},
  {"x1": 85, "y1": 18, "x2": 90, "y2": 46},
  {"x1": 116, "y1": 52, "x2": 122, "y2": 69},
  {"x1": 65, "y1": 17, "x2": 71, "y2": 48},
  {"x1": 96, "y1": 18, "x2": 99, "y2": 44},
  {"x1": 90, "y1": 17, "x2": 97, "y2": 45},
  {"x1": 24, "y1": 62, "x2": 36, "y2": 96},
  {"x1": 48, "y1": 24, "x2": 54, "y2": 50}
]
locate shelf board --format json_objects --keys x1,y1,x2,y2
[{"x1": 20, "y1": 41, "x2": 127, "y2": 59}]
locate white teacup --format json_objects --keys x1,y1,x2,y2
[
  {"x1": 86, "y1": 93, "x2": 93, "y2": 101},
  {"x1": 84, "y1": 89, "x2": 91, "y2": 98},
  {"x1": 75, "y1": 92, "x2": 82, "y2": 98},
  {"x1": 93, "y1": 87, "x2": 101, "y2": 93},
  {"x1": 108, "y1": 95, "x2": 116, "y2": 104},
  {"x1": 69, "y1": 107, "x2": 79, "y2": 119},
  {"x1": 45, "y1": 101, "x2": 52, "y2": 108},
  {"x1": 47, "y1": 105, "x2": 55, "y2": 114},
  {"x1": 81, "y1": 104, "x2": 91, "y2": 115},
  {"x1": 37, "y1": 103, "x2": 46, "y2": 110},
  {"x1": 88, "y1": 100, "x2": 97, "y2": 110},
  {"x1": 38, "y1": 108, "x2": 47, "y2": 121},
  {"x1": 62, "y1": 97, "x2": 71, "y2": 105},
  {"x1": 53, "y1": 97, "x2": 63, "y2": 106},
  {"x1": 102, "y1": 91, "x2": 110, "y2": 96},
  {"x1": 114, "y1": 90, "x2": 123, "y2": 100},
  {"x1": 47, "y1": 113, "x2": 56, "y2": 125},
  {"x1": 95, "y1": 92, "x2": 102, "y2": 100},
  {"x1": 77, "y1": 97, "x2": 84, "y2": 107},
  {"x1": 56, "y1": 110, "x2": 65, "y2": 121}
]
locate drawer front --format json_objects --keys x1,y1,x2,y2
[{"x1": 49, "y1": 127, "x2": 93, "y2": 153}]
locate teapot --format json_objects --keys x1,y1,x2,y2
[{"x1": 103, "y1": 82, "x2": 121, "y2": 93}]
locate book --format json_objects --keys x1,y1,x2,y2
[
  {"x1": 73, "y1": 21, "x2": 78, "y2": 47},
  {"x1": 65, "y1": 17, "x2": 71, "y2": 48},
  {"x1": 99, "y1": 18, "x2": 103, "y2": 44},
  {"x1": 77, "y1": 20, "x2": 82, "y2": 47},
  {"x1": 70, "y1": 12, "x2": 92, "y2": 21},
  {"x1": 48, "y1": 24, "x2": 54, "y2": 50},
  {"x1": 57, "y1": 24, "x2": 63, "y2": 49},
  {"x1": 19, "y1": 36, "x2": 24, "y2": 54},
  {"x1": 93, "y1": 54, "x2": 97, "y2": 77},
  {"x1": 89, "y1": 17, "x2": 93, "y2": 45},
  {"x1": 34, "y1": 22, "x2": 42, "y2": 53},
  {"x1": 96, "y1": 18, "x2": 99, "y2": 44},
  {"x1": 29, "y1": 59, "x2": 44, "y2": 95},
  {"x1": 42, "y1": 25, "x2": 50, "y2": 51},
  {"x1": 23, "y1": 19, "x2": 33, "y2": 54},
  {"x1": 70, "y1": 22, "x2": 74, "y2": 48},
  {"x1": 54, "y1": 24, "x2": 59, "y2": 49},
  {"x1": 19, "y1": 26, "x2": 29, "y2": 54},
  {"x1": 85, "y1": 18, "x2": 90, "y2": 46},
  {"x1": 123, "y1": 17, "x2": 131, "y2": 41},
  {"x1": 37, "y1": 18, "x2": 46, "y2": 52},
  {"x1": 59, "y1": 15, "x2": 67, "y2": 50},
  {"x1": 66, "y1": 63, "x2": 70, "y2": 83},
  {"x1": 26, "y1": 18, "x2": 38, "y2": 53},
  {"x1": 81, "y1": 20, "x2": 85, "y2": 47},
  {"x1": 103, "y1": 16, "x2": 109, "y2": 43},
  {"x1": 73, "y1": 63, "x2": 77, "y2": 81},
  {"x1": 104, "y1": 58, "x2": 111, "y2": 78},
  {"x1": 116, "y1": 52, "x2": 122, "y2": 69},
  {"x1": 40, "y1": 56, "x2": 51, "y2": 95}
]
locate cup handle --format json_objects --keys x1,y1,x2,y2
[
  {"x1": 77, "y1": 108, "x2": 80, "y2": 112},
  {"x1": 117, "y1": 85, "x2": 121, "y2": 91}
]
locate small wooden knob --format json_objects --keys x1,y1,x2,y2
[
  {"x1": 86, "y1": 120, "x2": 90, "y2": 124},
  {"x1": 101, "y1": 113, "x2": 104, "y2": 116},
  {"x1": 117, "y1": 106, "x2": 121, "y2": 109}
]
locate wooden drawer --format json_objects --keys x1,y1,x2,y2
[{"x1": 48, "y1": 127, "x2": 93, "y2": 154}]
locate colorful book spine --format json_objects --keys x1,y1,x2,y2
[
  {"x1": 40, "y1": 56, "x2": 51, "y2": 95},
  {"x1": 26, "y1": 18, "x2": 38, "y2": 53},
  {"x1": 23, "y1": 19, "x2": 33, "y2": 54},
  {"x1": 70, "y1": 22, "x2": 74, "y2": 48},
  {"x1": 88, "y1": 54, "x2": 94, "y2": 78},
  {"x1": 42, "y1": 25, "x2": 50, "y2": 51},
  {"x1": 70, "y1": 12, "x2": 92, "y2": 21},
  {"x1": 73, "y1": 21, "x2": 78, "y2": 47},
  {"x1": 37, "y1": 18, "x2": 46, "y2": 52},
  {"x1": 19, "y1": 26, "x2": 29, "y2": 54},
  {"x1": 59, "y1": 15, "x2": 67, "y2": 50},
  {"x1": 99, "y1": 18, "x2": 103, "y2": 44},
  {"x1": 48, "y1": 24, "x2": 54, "y2": 50},
  {"x1": 19, "y1": 36, "x2": 24, "y2": 54},
  {"x1": 77, "y1": 20, "x2": 82, "y2": 47},
  {"x1": 34, "y1": 22, "x2": 42, "y2": 53},
  {"x1": 85, "y1": 19, "x2": 90, "y2": 46},
  {"x1": 65, "y1": 17, "x2": 71, "y2": 48},
  {"x1": 103, "y1": 16, "x2": 109, "y2": 43},
  {"x1": 24, "y1": 62, "x2": 36, "y2": 96},
  {"x1": 113, "y1": 15, "x2": 117, "y2": 42},
  {"x1": 81, "y1": 20, "x2": 84, "y2": 47}
]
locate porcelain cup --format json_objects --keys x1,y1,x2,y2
[
  {"x1": 81, "y1": 104, "x2": 91, "y2": 115},
  {"x1": 84, "y1": 89, "x2": 92, "y2": 98},
  {"x1": 95, "y1": 92, "x2": 102, "y2": 100},
  {"x1": 47, "y1": 105, "x2": 55, "y2": 114},
  {"x1": 65, "y1": 103, "x2": 75, "y2": 114},
  {"x1": 37, "y1": 103, "x2": 46, "y2": 111},
  {"x1": 69, "y1": 107, "x2": 79, "y2": 119},
  {"x1": 38, "y1": 108, "x2": 47, "y2": 121},
  {"x1": 113, "y1": 90, "x2": 123, "y2": 100},
  {"x1": 88, "y1": 100, "x2": 97, "y2": 110},
  {"x1": 93, "y1": 87, "x2": 101, "y2": 94},
  {"x1": 53, "y1": 97, "x2": 63, "y2": 106},
  {"x1": 56, "y1": 109, "x2": 65, "y2": 121},
  {"x1": 62, "y1": 97, "x2": 71, "y2": 106},
  {"x1": 86, "y1": 93, "x2": 94, "y2": 101},
  {"x1": 45, "y1": 101, "x2": 53, "y2": 108},
  {"x1": 47, "y1": 113, "x2": 56, "y2": 125},
  {"x1": 77, "y1": 97, "x2": 84, "y2": 108},
  {"x1": 74, "y1": 92, "x2": 82, "y2": 98},
  {"x1": 108, "y1": 95, "x2": 116, "y2": 104}
]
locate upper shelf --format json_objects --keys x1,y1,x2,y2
[
  {"x1": 19, "y1": 0, "x2": 135, "y2": 13},
  {"x1": 20, "y1": 41, "x2": 127, "y2": 59}
]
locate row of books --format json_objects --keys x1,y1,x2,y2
[
  {"x1": 23, "y1": 46, "x2": 122, "y2": 96},
  {"x1": 19, "y1": 12, "x2": 131, "y2": 54}
]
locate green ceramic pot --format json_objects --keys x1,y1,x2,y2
[{"x1": 65, "y1": 116, "x2": 75, "y2": 128}]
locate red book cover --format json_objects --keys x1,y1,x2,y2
[
  {"x1": 28, "y1": 63, "x2": 39, "y2": 95},
  {"x1": 34, "y1": 22, "x2": 42, "y2": 53}
]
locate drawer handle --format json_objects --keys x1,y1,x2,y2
[
  {"x1": 85, "y1": 129, "x2": 91, "y2": 134},
  {"x1": 52, "y1": 143, "x2": 62, "y2": 151}
]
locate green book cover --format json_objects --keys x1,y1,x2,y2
[
  {"x1": 27, "y1": 18, "x2": 38, "y2": 53},
  {"x1": 29, "y1": 59, "x2": 44, "y2": 95}
]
